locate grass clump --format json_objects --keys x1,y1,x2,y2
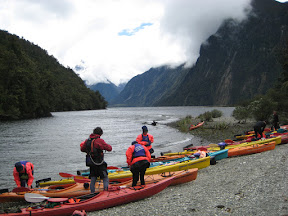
[
  {"x1": 198, "y1": 109, "x2": 222, "y2": 122},
  {"x1": 214, "y1": 122, "x2": 229, "y2": 130},
  {"x1": 176, "y1": 115, "x2": 193, "y2": 132}
]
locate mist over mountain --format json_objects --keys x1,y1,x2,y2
[{"x1": 111, "y1": 0, "x2": 288, "y2": 107}]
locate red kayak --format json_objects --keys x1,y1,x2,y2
[
  {"x1": 189, "y1": 121, "x2": 204, "y2": 131},
  {"x1": 2, "y1": 176, "x2": 174, "y2": 216}
]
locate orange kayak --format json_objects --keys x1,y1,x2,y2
[
  {"x1": 228, "y1": 141, "x2": 276, "y2": 157},
  {"x1": 189, "y1": 121, "x2": 204, "y2": 130}
]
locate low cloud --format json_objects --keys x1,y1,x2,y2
[
  {"x1": 0, "y1": 0, "x2": 252, "y2": 85},
  {"x1": 160, "y1": 0, "x2": 252, "y2": 67}
]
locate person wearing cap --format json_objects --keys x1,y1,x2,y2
[
  {"x1": 80, "y1": 127, "x2": 112, "y2": 193},
  {"x1": 136, "y1": 126, "x2": 154, "y2": 154},
  {"x1": 126, "y1": 141, "x2": 151, "y2": 186},
  {"x1": 13, "y1": 161, "x2": 34, "y2": 188}
]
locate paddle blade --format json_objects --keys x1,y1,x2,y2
[
  {"x1": 24, "y1": 193, "x2": 49, "y2": 203},
  {"x1": 59, "y1": 172, "x2": 74, "y2": 178},
  {"x1": 24, "y1": 193, "x2": 68, "y2": 203},
  {"x1": 12, "y1": 187, "x2": 32, "y2": 193},
  {"x1": 107, "y1": 166, "x2": 120, "y2": 170},
  {"x1": 74, "y1": 176, "x2": 90, "y2": 183}
]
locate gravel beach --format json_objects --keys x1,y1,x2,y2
[{"x1": 88, "y1": 118, "x2": 288, "y2": 216}]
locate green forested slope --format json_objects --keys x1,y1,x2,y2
[{"x1": 0, "y1": 30, "x2": 107, "y2": 120}]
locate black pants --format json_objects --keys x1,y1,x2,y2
[
  {"x1": 20, "y1": 179, "x2": 28, "y2": 187},
  {"x1": 130, "y1": 160, "x2": 150, "y2": 187},
  {"x1": 271, "y1": 122, "x2": 280, "y2": 131},
  {"x1": 254, "y1": 127, "x2": 262, "y2": 139}
]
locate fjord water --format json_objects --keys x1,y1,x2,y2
[{"x1": 0, "y1": 106, "x2": 233, "y2": 189}]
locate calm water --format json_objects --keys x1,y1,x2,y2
[{"x1": 0, "y1": 106, "x2": 234, "y2": 189}]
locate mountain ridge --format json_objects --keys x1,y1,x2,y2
[{"x1": 111, "y1": 0, "x2": 288, "y2": 107}]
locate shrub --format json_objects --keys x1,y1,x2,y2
[
  {"x1": 211, "y1": 109, "x2": 223, "y2": 118},
  {"x1": 249, "y1": 97, "x2": 277, "y2": 122},
  {"x1": 198, "y1": 111, "x2": 213, "y2": 122},
  {"x1": 232, "y1": 106, "x2": 252, "y2": 123},
  {"x1": 176, "y1": 115, "x2": 193, "y2": 132}
]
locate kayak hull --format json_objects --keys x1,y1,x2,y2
[
  {"x1": 189, "y1": 121, "x2": 204, "y2": 130},
  {"x1": 228, "y1": 141, "x2": 276, "y2": 157},
  {"x1": 3, "y1": 177, "x2": 174, "y2": 216},
  {"x1": 207, "y1": 149, "x2": 228, "y2": 161}
]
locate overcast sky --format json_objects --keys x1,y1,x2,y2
[{"x1": 0, "y1": 0, "x2": 287, "y2": 85}]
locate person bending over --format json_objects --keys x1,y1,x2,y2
[{"x1": 126, "y1": 141, "x2": 151, "y2": 186}]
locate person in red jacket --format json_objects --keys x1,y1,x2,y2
[
  {"x1": 126, "y1": 141, "x2": 151, "y2": 186},
  {"x1": 80, "y1": 127, "x2": 112, "y2": 193},
  {"x1": 136, "y1": 126, "x2": 154, "y2": 154},
  {"x1": 13, "y1": 161, "x2": 34, "y2": 189}
]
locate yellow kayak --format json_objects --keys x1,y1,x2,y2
[
  {"x1": 208, "y1": 136, "x2": 281, "y2": 151},
  {"x1": 108, "y1": 156, "x2": 210, "y2": 180},
  {"x1": 39, "y1": 157, "x2": 210, "y2": 186},
  {"x1": 39, "y1": 178, "x2": 75, "y2": 187}
]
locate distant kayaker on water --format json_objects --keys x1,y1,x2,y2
[
  {"x1": 136, "y1": 125, "x2": 154, "y2": 154},
  {"x1": 80, "y1": 127, "x2": 112, "y2": 193},
  {"x1": 13, "y1": 161, "x2": 34, "y2": 189},
  {"x1": 253, "y1": 121, "x2": 266, "y2": 139},
  {"x1": 126, "y1": 141, "x2": 151, "y2": 186}
]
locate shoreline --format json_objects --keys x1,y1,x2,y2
[{"x1": 89, "y1": 117, "x2": 288, "y2": 216}]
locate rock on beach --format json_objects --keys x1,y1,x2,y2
[{"x1": 88, "y1": 118, "x2": 288, "y2": 216}]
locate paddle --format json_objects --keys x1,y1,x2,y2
[
  {"x1": 24, "y1": 193, "x2": 68, "y2": 203},
  {"x1": 107, "y1": 166, "x2": 120, "y2": 170},
  {"x1": 59, "y1": 172, "x2": 88, "y2": 179}
]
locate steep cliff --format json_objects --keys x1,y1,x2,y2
[
  {"x1": 157, "y1": 0, "x2": 288, "y2": 106},
  {"x1": 111, "y1": 65, "x2": 189, "y2": 106},
  {"x1": 113, "y1": 0, "x2": 288, "y2": 107}
]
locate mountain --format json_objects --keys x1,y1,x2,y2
[
  {"x1": 110, "y1": 65, "x2": 189, "y2": 106},
  {"x1": 113, "y1": 0, "x2": 288, "y2": 107},
  {"x1": 0, "y1": 30, "x2": 107, "y2": 120},
  {"x1": 88, "y1": 81, "x2": 126, "y2": 104}
]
